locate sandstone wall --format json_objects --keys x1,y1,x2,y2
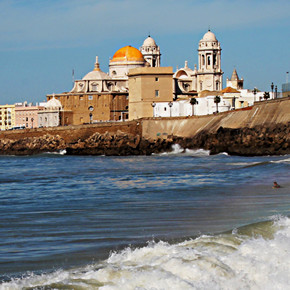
[{"x1": 141, "y1": 97, "x2": 290, "y2": 139}]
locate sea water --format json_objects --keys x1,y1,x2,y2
[{"x1": 0, "y1": 146, "x2": 289, "y2": 289}]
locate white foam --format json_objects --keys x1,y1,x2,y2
[
  {"x1": 1, "y1": 216, "x2": 289, "y2": 290},
  {"x1": 45, "y1": 149, "x2": 67, "y2": 155},
  {"x1": 160, "y1": 144, "x2": 210, "y2": 157},
  {"x1": 270, "y1": 157, "x2": 290, "y2": 164}
]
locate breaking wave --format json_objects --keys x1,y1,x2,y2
[
  {"x1": 160, "y1": 144, "x2": 210, "y2": 156},
  {"x1": 1, "y1": 216, "x2": 289, "y2": 290}
]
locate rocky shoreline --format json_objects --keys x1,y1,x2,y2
[{"x1": 0, "y1": 123, "x2": 289, "y2": 156}]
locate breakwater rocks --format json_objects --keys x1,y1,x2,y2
[
  {"x1": 66, "y1": 130, "x2": 173, "y2": 156},
  {"x1": 0, "y1": 123, "x2": 289, "y2": 156},
  {"x1": 0, "y1": 131, "x2": 173, "y2": 156},
  {"x1": 174, "y1": 122, "x2": 290, "y2": 156}
]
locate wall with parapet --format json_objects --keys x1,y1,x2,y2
[{"x1": 141, "y1": 97, "x2": 290, "y2": 139}]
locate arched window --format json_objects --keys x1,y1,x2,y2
[
  {"x1": 207, "y1": 56, "x2": 211, "y2": 65},
  {"x1": 216, "y1": 81, "x2": 219, "y2": 90},
  {"x1": 202, "y1": 55, "x2": 205, "y2": 66}
]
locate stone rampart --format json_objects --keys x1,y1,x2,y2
[{"x1": 141, "y1": 97, "x2": 290, "y2": 139}]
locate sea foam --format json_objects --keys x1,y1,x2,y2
[{"x1": 1, "y1": 216, "x2": 289, "y2": 290}]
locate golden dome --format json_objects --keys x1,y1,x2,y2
[{"x1": 111, "y1": 46, "x2": 145, "y2": 62}]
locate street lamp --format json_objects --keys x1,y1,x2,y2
[
  {"x1": 151, "y1": 102, "x2": 156, "y2": 117},
  {"x1": 168, "y1": 102, "x2": 173, "y2": 117},
  {"x1": 271, "y1": 82, "x2": 274, "y2": 99},
  {"x1": 275, "y1": 85, "x2": 277, "y2": 99}
]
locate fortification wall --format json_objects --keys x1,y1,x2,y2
[{"x1": 141, "y1": 97, "x2": 290, "y2": 139}]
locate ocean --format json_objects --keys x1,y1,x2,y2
[{"x1": 0, "y1": 145, "x2": 289, "y2": 289}]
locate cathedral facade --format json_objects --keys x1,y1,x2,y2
[
  {"x1": 47, "y1": 31, "x2": 225, "y2": 125},
  {"x1": 47, "y1": 36, "x2": 161, "y2": 125}
]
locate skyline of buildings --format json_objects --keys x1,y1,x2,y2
[
  {"x1": 1, "y1": 29, "x2": 287, "y2": 130},
  {"x1": 0, "y1": 0, "x2": 289, "y2": 104}
]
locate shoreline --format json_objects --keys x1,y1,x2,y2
[
  {"x1": 0, "y1": 98, "x2": 289, "y2": 157},
  {"x1": 0, "y1": 122, "x2": 288, "y2": 157}
]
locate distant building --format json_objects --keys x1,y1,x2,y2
[
  {"x1": 0, "y1": 105, "x2": 15, "y2": 130},
  {"x1": 128, "y1": 67, "x2": 173, "y2": 120},
  {"x1": 174, "y1": 30, "x2": 223, "y2": 96},
  {"x1": 15, "y1": 102, "x2": 44, "y2": 129},
  {"x1": 38, "y1": 97, "x2": 62, "y2": 127},
  {"x1": 48, "y1": 38, "x2": 162, "y2": 125},
  {"x1": 226, "y1": 69, "x2": 244, "y2": 90}
]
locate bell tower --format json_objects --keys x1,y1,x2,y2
[
  {"x1": 197, "y1": 30, "x2": 223, "y2": 92},
  {"x1": 140, "y1": 35, "x2": 161, "y2": 67}
]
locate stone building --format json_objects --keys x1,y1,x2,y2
[
  {"x1": 174, "y1": 30, "x2": 223, "y2": 96},
  {"x1": 140, "y1": 36, "x2": 161, "y2": 67},
  {"x1": 38, "y1": 97, "x2": 62, "y2": 128},
  {"x1": 226, "y1": 68, "x2": 244, "y2": 90},
  {"x1": 47, "y1": 31, "x2": 229, "y2": 123},
  {"x1": 128, "y1": 67, "x2": 173, "y2": 120},
  {"x1": 48, "y1": 36, "x2": 162, "y2": 125}
]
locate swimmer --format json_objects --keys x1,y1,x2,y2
[{"x1": 272, "y1": 181, "x2": 281, "y2": 188}]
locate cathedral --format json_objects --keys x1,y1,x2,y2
[
  {"x1": 47, "y1": 30, "x2": 227, "y2": 125},
  {"x1": 174, "y1": 30, "x2": 223, "y2": 96}
]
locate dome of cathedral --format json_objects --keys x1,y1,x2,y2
[
  {"x1": 201, "y1": 30, "x2": 217, "y2": 42},
  {"x1": 82, "y1": 70, "x2": 110, "y2": 80},
  {"x1": 142, "y1": 36, "x2": 157, "y2": 47},
  {"x1": 111, "y1": 46, "x2": 145, "y2": 62},
  {"x1": 82, "y1": 56, "x2": 111, "y2": 80},
  {"x1": 45, "y1": 97, "x2": 62, "y2": 109}
]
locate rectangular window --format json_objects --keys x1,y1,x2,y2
[
  {"x1": 155, "y1": 90, "x2": 159, "y2": 97},
  {"x1": 155, "y1": 77, "x2": 159, "y2": 82},
  {"x1": 79, "y1": 95, "x2": 83, "y2": 100},
  {"x1": 88, "y1": 95, "x2": 93, "y2": 100}
]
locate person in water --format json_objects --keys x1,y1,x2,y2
[{"x1": 273, "y1": 181, "x2": 281, "y2": 188}]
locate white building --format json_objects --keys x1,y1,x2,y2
[
  {"x1": 38, "y1": 97, "x2": 62, "y2": 127},
  {"x1": 174, "y1": 30, "x2": 223, "y2": 95},
  {"x1": 153, "y1": 96, "x2": 231, "y2": 117}
]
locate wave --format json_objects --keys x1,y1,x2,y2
[
  {"x1": 43, "y1": 149, "x2": 67, "y2": 155},
  {"x1": 1, "y1": 216, "x2": 289, "y2": 289},
  {"x1": 159, "y1": 144, "x2": 210, "y2": 157},
  {"x1": 270, "y1": 157, "x2": 290, "y2": 164},
  {"x1": 229, "y1": 155, "x2": 290, "y2": 169}
]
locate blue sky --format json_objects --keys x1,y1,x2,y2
[{"x1": 0, "y1": 0, "x2": 289, "y2": 104}]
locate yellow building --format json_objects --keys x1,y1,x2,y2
[
  {"x1": 0, "y1": 105, "x2": 15, "y2": 130},
  {"x1": 128, "y1": 67, "x2": 173, "y2": 120}
]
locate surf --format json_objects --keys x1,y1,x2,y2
[{"x1": 1, "y1": 216, "x2": 289, "y2": 290}]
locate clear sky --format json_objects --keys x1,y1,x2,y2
[{"x1": 0, "y1": 0, "x2": 289, "y2": 104}]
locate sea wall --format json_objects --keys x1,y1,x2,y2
[{"x1": 141, "y1": 97, "x2": 290, "y2": 139}]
